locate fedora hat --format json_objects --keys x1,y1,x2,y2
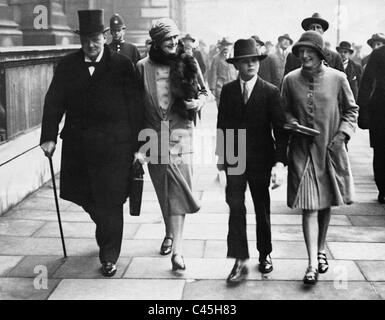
[
  {"x1": 218, "y1": 37, "x2": 233, "y2": 47},
  {"x1": 181, "y1": 33, "x2": 196, "y2": 43},
  {"x1": 301, "y1": 13, "x2": 329, "y2": 32},
  {"x1": 74, "y1": 9, "x2": 109, "y2": 36},
  {"x1": 278, "y1": 33, "x2": 293, "y2": 45},
  {"x1": 226, "y1": 38, "x2": 267, "y2": 64},
  {"x1": 110, "y1": 13, "x2": 126, "y2": 30},
  {"x1": 367, "y1": 33, "x2": 385, "y2": 48},
  {"x1": 336, "y1": 41, "x2": 354, "y2": 54},
  {"x1": 251, "y1": 35, "x2": 265, "y2": 46},
  {"x1": 292, "y1": 30, "x2": 326, "y2": 61}
]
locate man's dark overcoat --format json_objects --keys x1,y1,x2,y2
[
  {"x1": 40, "y1": 45, "x2": 143, "y2": 206},
  {"x1": 358, "y1": 45, "x2": 385, "y2": 147},
  {"x1": 344, "y1": 59, "x2": 363, "y2": 100}
]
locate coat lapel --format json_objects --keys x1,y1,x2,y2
[{"x1": 245, "y1": 77, "x2": 264, "y2": 111}]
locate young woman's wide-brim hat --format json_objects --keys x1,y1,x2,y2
[
  {"x1": 73, "y1": 9, "x2": 110, "y2": 36},
  {"x1": 226, "y1": 38, "x2": 267, "y2": 64},
  {"x1": 292, "y1": 30, "x2": 326, "y2": 61},
  {"x1": 301, "y1": 12, "x2": 329, "y2": 32}
]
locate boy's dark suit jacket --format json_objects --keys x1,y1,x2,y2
[
  {"x1": 40, "y1": 45, "x2": 144, "y2": 206},
  {"x1": 216, "y1": 77, "x2": 287, "y2": 179}
]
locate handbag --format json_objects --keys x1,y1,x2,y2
[{"x1": 129, "y1": 159, "x2": 144, "y2": 216}]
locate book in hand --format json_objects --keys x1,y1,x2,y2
[{"x1": 283, "y1": 122, "x2": 320, "y2": 136}]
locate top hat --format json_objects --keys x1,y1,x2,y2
[
  {"x1": 367, "y1": 33, "x2": 385, "y2": 48},
  {"x1": 278, "y1": 33, "x2": 293, "y2": 45},
  {"x1": 336, "y1": 41, "x2": 354, "y2": 54},
  {"x1": 110, "y1": 13, "x2": 126, "y2": 30},
  {"x1": 181, "y1": 33, "x2": 196, "y2": 43},
  {"x1": 251, "y1": 35, "x2": 265, "y2": 46},
  {"x1": 301, "y1": 13, "x2": 329, "y2": 32},
  {"x1": 292, "y1": 30, "x2": 326, "y2": 61},
  {"x1": 218, "y1": 37, "x2": 233, "y2": 47},
  {"x1": 74, "y1": 9, "x2": 109, "y2": 36},
  {"x1": 226, "y1": 38, "x2": 267, "y2": 64}
]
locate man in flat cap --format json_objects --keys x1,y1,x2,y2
[
  {"x1": 284, "y1": 13, "x2": 343, "y2": 76},
  {"x1": 108, "y1": 13, "x2": 141, "y2": 65},
  {"x1": 216, "y1": 38, "x2": 287, "y2": 285},
  {"x1": 40, "y1": 9, "x2": 144, "y2": 277}
]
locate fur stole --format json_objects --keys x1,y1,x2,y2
[{"x1": 149, "y1": 43, "x2": 199, "y2": 120}]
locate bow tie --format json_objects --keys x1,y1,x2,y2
[{"x1": 85, "y1": 61, "x2": 99, "y2": 68}]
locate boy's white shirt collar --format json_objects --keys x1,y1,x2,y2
[{"x1": 239, "y1": 73, "x2": 258, "y2": 100}]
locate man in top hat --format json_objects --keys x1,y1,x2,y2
[
  {"x1": 336, "y1": 41, "x2": 363, "y2": 100},
  {"x1": 108, "y1": 13, "x2": 141, "y2": 65},
  {"x1": 361, "y1": 33, "x2": 385, "y2": 68},
  {"x1": 216, "y1": 38, "x2": 288, "y2": 285},
  {"x1": 358, "y1": 40, "x2": 385, "y2": 204},
  {"x1": 181, "y1": 33, "x2": 207, "y2": 76},
  {"x1": 284, "y1": 13, "x2": 343, "y2": 76},
  {"x1": 40, "y1": 9, "x2": 144, "y2": 277},
  {"x1": 208, "y1": 37, "x2": 238, "y2": 105}
]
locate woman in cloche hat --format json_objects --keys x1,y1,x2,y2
[{"x1": 282, "y1": 30, "x2": 358, "y2": 285}]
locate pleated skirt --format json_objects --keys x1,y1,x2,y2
[{"x1": 292, "y1": 157, "x2": 320, "y2": 210}]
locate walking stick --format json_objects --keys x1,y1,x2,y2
[{"x1": 48, "y1": 156, "x2": 67, "y2": 258}]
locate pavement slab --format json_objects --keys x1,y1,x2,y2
[
  {"x1": 356, "y1": 261, "x2": 385, "y2": 281},
  {"x1": 328, "y1": 242, "x2": 385, "y2": 260},
  {"x1": 372, "y1": 282, "x2": 385, "y2": 300},
  {"x1": 0, "y1": 256, "x2": 24, "y2": 276},
  {"x1": 32, "y1": 221, "x2": 140, "y2": 239},
  {"x1": 349, "y1": 216, "x2": 385, "y2": 227},
  {"x1": 182, "y1": 280, "x2": 380, "y2": 300},
  {"x1": 7, "y1": 256, "x2": 66, "y2": 278},
  {"x1": 48, "y1": 279, "x2": 185, "y2": 300},
  {"x1": 0, "y1": 219, "x2": 45, "y2": 237},
  {"x1": 0, "y1": 278, "x2": 61, "y2": 300}
]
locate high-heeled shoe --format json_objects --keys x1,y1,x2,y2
[
  {"x1": 171, "y1": 253, "x2": 186, "y2": 271},
  {"x1": 318, "y1": 252, "x2": 329, "y2": 274},
  {"x1": 160, "y1": 237, "x2": 173, "y2": 255},
  {"x1": 303, "y1": 266, "x2": 319, "y2": 285}
]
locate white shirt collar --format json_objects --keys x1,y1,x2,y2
[{"x1": 240, "y1": 74, "x2": 258, "y2": 95}]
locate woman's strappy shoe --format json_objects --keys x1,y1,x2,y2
[
  {"x1": 171, "y1": 253, "x2": 186, "y2": 271},
  {"x1": 303, "y1": 266, "x2": 319, "y2": 285},
  {"x1": 160, "y1": 237, "x2": 173, "y2": 255},
  {"x1": 318, "y1": 252, "x2": 329, "y2": 274}
]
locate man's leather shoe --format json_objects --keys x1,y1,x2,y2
[
  {"x1": 101, "y1": 262, "x2": 117, "y2": 277},
  {"x1": 378, "y1": 193, "x2": 385, "y2": 204},
  {"x1": 258, "y1": 255, "x2": 273, "y2": 274},
  {"x1": 226, "y1": 260, "x2": 248, "y2": 285}
]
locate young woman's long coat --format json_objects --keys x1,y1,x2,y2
[{"x1": 282, "y1": 66, "x2": 358, "y2": 208}]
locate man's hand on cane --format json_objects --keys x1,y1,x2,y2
[{"x1": 41, "y1": 141, "x2": 56, "y2": 158}]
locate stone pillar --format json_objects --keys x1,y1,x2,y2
[
  {"x1": 0, "y1": 0, "x2": 23, "y2": 46},
  {"x1": 10, "y1": 0, "x2": 75, "y2": 45}
]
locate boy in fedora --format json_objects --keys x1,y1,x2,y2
[
  {"x1": 40, "y1": 9, "x2": 144, "y2": 277},
  {"x1": 216, "y1": 38, "x2": 288, "y2": 285},
  {"x1": 336, "y1": 41, "x2": 363, "y2": 100},
  {"x1": 108, "y1": 13, "x2": 141, "y2": 65},
  {"x1": 284, "y1": 13, "x2": 343, "y2": 75}
]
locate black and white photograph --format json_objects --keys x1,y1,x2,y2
[{"x1": 0, "y1": 0, "x2": 385, "y2": 304}]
